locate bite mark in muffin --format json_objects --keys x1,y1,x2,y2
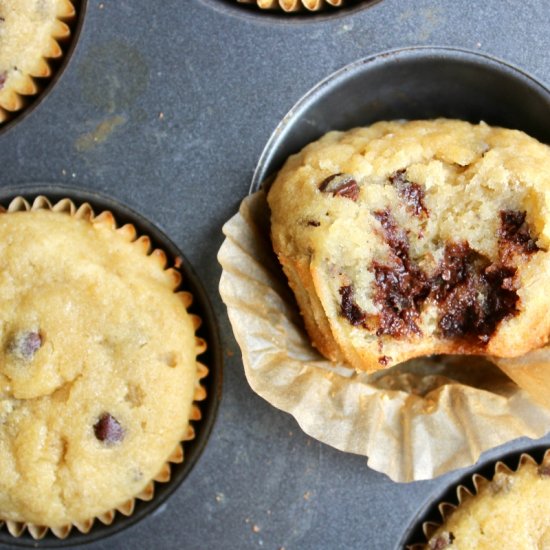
[{"x1": 268, "y1": 119, "x2": 550, "y2": 371}]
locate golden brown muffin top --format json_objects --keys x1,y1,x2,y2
[{"x1": 0, "y1": 209, "x2": 198, "y2": 527}]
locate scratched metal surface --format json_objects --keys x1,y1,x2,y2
[{"x1": 0, "y1": 1, "x2": 549, "y2": 549}]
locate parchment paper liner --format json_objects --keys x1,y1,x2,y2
[
  {"x1": 0, "y1": 0, "x2": 76, "y2": 123},
  {"x1": 407, "y1": 449, "x2": 550, "y2": 549},
  {"x1": 218, "y1": 191, "x2": 550, "y2": 482},
  {"x1": 236, "y1": 0, "x2": 348, "y2": 13},
  {"x1": 0, "y1": 196, "x2": 208, "y2": 540},
  {"x1": 491, "y1": 347, "x2": 550, "y2": 410}
]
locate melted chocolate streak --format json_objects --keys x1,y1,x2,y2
[
  {"x1": 339, "y1": 208, "x2": 539, "y2": 344},
  {"x1": 389, "y1": 169, "x2": 428, "y2": 217}
]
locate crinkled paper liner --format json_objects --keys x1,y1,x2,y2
[
  {"x1": 0, "y1": 0, "x2": 76, "y2": 123},
  {"x1": 0, "y1": 196, "x2": 209, "y2": 540},
  {"x1": 218, "y1": 191, "x2": 550, "y2": 482},
  {"x1": 236, "y1": 0, "x2": 347, "y2": 13},
  {"x1": 408, "y1": 449, "x2": 550, "y2": 549},
  {"x1": 492, "y1": 347, "x2": 550, "y2": 411}
]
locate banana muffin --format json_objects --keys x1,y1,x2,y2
[
  {"x1": 0, "y1": 203, "x2": 199, "y2": 530},
  {"x1": 268, "y1": 119, "x2": 550, "y2": 372},
  {"x1": 0, "y1": 0, "x2": 75, "y2": 122},
  {"x1": 424, "y1": 453, "x2": 550, "y2": 549}
]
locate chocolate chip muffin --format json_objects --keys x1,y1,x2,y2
[
  {"x1": 0, "y1": 0, "x2": 75, "y2": 123},
  {"x1": 268, "y1": 119, "x2": 550, "y2": 372},
  {"x1": 0, "y1": 200, "x2": 201, "y2": 532},
  {"x1": 424, "y1": 452, "x2": 550, "y2": 549}
]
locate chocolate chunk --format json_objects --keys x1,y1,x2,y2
[
  {"x1": 389, "y1": 169, "x2": 428, "y2": 217},
  {"x1": 538, "y1": 465, "x2": 550, "y2": 477},
  {"x1": 369, "y1": 222, "x2": 520, "y2": 342},
  {"x1": 345, "y1": 207, "x2": 526, "y2": 344},
  {"x1": 372, "y1": 210, "x2": 429, "y2": 337},
  {"x1": 374, "y1": 209, "x2": 410, "y2": 262},
  {"x1": 373, "y1": 262, "x2": 427, "y2": 337},
  {"x1": 434, "y1": 243, "x2": 518, "y2": 341},
  {"x1": 306, "y1": 220, "x2": 320, "y2": 227},
  {"x1": 319, "y1": 173, "x2": 359, "y2": 201},
  {"x1": 499, "y1": 210, "x2": 539, "y2": 262},
  {"x1": 431, "y1": 242, "x2": 471, "y2": 301},
  {"x1": 429, "y1": 531, "x2": 454, "y2": 549},
  {"x1": 339, "y1": 285, "x2": 366, "y2": 326},
  {"x1": 8, "y1": 331, "x2": 42, "y2": 360},
  {"x1": 94, "y1": 413, "x2": 125, "y2": 444}
]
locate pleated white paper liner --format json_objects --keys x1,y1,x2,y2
[
  {"x1": 218, "y1": 190, "x2": 550, "y2": 482},
  {"x1": 406, "y1": 448, "x2": 550, "y2": 549},
  {"x1": 492, "y1": 347, "x2": 550, "y2": 410},
  {"x1": 0, "y1": 196, "x2": 208, "y2": 540},
  {"x1": 236, "y1": 0, "x2": 348, "y2": 13}
]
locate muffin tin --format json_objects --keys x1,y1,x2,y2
[{"x1": 0, "y1": 1, "x2": 549, "y2": 548}]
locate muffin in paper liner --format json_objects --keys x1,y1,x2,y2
[
  {"x1": 408, "y1": 449, "x2": 550, "y2": 549},
  {"x1": 218, "y1": 190, "x2": 550, "y2": 482},
  {"x1": 0, "y1": 195, "x2": 208, "y2": 540},
  {"x1": 236, "y1": 0, "x2": 348, "y2": 13},
  {"x1": 0, "y1": 0, "x2": 76, "y2": 124}
]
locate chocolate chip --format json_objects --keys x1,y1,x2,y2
[
  {"x1": 8, "y1": 331, "x2": 42, "y2": 360},
  {"x1": 94, "y1": 413, "x2": 125, "y2": 444},
  {"x1": 371, "y1": 210, "x2": 429, "y2": 337},
  {"x1": 306, "y1": 220, "x2": 320, "y2": 227},
  {"x1": 389, "y1": 169, "x2": 428, "y2": 217},
  {"x1": 433, "y1": 243, "x2": 519, "y2": 341},
  {"x1": 319, "y1": 173, "x2": 359, "y2": 201},
  {"x1": 429, "y1": 531, "x2": 454, "y2": 549},
  {"x1": 340, "y1": 206, "x2": 526, "y2": 345},
  {"x1": 378, "y1": 355, "x2": 391, "y2": 366},
  {"x1": 373, "y1": 209, "x2": 410, "y2": 262},
  {"x1": 0, "y1": 72, "x2": 6, "y2": 91},
  {"x1": 499, "y1": 210, "x2": 540, "y2": 263},
  {"x1": 339, "y1": 285, "x2": 366, "y2": 326}
]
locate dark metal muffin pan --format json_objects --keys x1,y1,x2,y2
[
  {"x1": 0, "y1": 1, "x2": 549, "y2": 548},
  {"x1": 0, "y1": 186, "x2": 222, "y2": 547},
  {"x1": 253, "y1": 46, "x2": 550, "y2": 190}
]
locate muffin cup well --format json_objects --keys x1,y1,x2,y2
[
  {"x1": 0, "y1": 0, "x2": 87, "y2": 133},
  {"x1": 0, "y1": 190, "x2": 221, "y2": 546},
  {"x1": 252, "y1": 47, "x2": 550, "y2": 190},
  {"x1": 403, "y1": 446, "x2": 550, "y2": 549},
  {"x1": 219, "y1": 47, "x2": 550, "y2": 482}
]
